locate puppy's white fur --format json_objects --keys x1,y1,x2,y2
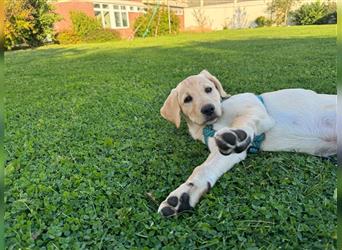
[{"x1": 158, "y1": 70, "x2": 336, "y2": 216}]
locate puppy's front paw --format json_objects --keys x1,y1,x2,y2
[
  {"x1": 158, "y1": 182, "x2": 210, "y2": 217},
  {"x1": 158, "y1": 192, "x2": 193, "y2": 217},
  {"x1": 215, "y1": 129, "x2": 251, "y2": 155}
]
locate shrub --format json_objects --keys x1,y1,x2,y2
[
  {"x1": 56, "y1": 12, "x2": 120, "y2": 45},
  {"x1": 56, "y1": 31, "x2": 81, "y2": 44},
  {"x1": 290, "y1": 1, "x2": 336, "y2": 25},
  {"x1": 313, "y1": 1, "x2": 336, "y2": 24},
  {"x1": 315, "y1": 11, "x2": 336, "y2": 24},
  {"x1": 30, "y1": 0, "x2": 59, "y2": 43},
  {"x1": 134, "y1": 8, "x2": 180, "y2": 37},
  {"x1": 255, "y1": 16, "x2": 272, "y2": 27},
  {"x1": 4, "y1": 0, "x2": 59, "y2": 50},
  {"x1": 82, "y1": 29, "x2": 120, "y2": 43},
  {"x1": 5, "y1": 0, "x2": 34, "y2": 50},
  {"x1": 268, "y1": 0, "x2": 298, "y2": 25},
  {"x1": 69, "y1": 11, "x2": 102, "y2": 37}
]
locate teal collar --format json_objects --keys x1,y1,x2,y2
[{"x1": 203, "y1": 95, "x2": 266, "y2": 154}]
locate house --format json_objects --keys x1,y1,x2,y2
[
  {"x1": 52, "y1": 0, "x2": 146, "y2": 38},
  {"x1": 51, "y1": 0, "x2": 186, "y2": 38},
  {"x1": 183, "y1": 0, "x2": 336, "y2": 30},
  {"x1": 183, "y1": 0, "x2": 272, "y2": 30},
  {"x1": 52, "y1": 0, "x2": 335, "y2": 38}
]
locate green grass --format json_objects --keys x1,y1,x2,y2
[{"x1": 5, "y1": 25, "x2": 336, "y2": 249}]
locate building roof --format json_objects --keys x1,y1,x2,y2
[
  {"x1": 140, "y1": 0, "x2": 263, "y2": 8},
  {"x1": 142, "y1": 0, "x2": 188, "y2": 8},
  {"x1": 187, "y1": 0, "x2": 230, "y2": 6},
  {"x1": 53, "y1": 0, "x2": 146, "y2": 7},
  {"x1": 52, "y1": 0, "x2": 268, "y2": 8}
]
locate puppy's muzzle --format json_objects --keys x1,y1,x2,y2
[{"x1": 201, "y1": 104, "x2": 215, "y2": 117}]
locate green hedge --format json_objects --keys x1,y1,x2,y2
[
  {"x1": 82, "y1": 29, "x2": 120, "y2": 43},
  {"x1": 56, "y1": 11, "x2": 120, "y2": 44},
  {"x1": 290, "y1": 1, "x2": 336, "y2": 25},
  {"x1": 70, "y1": 11, "x2": 102, "y2": 37},
  {"x1": 4, "y1": 0, "x2": 59, "y2": 50},
  {"x1": 56, "y1": 31, "x2": 81, "y2": 45},
  {"x1": 255, "y1": 16, "x2": 272, "y2": 27}
]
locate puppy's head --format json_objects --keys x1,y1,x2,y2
[{"x1": 160, "y1": 70, "x2": 229, "y2": 128}]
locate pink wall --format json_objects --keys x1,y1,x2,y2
[
  {"x1": 52, "y1": 1, "x2": 95, "y2": 32},
  {"x1": 178, "y1": 15, "x2": 184, "y2": 31},
  {"x1": 51, "y1": 1, "x2": 183, "y2": 38},
  {"x1": 52, "y1": 1, "x2": 143, "y2": 38}
]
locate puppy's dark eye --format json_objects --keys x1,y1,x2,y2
[
  {"x1": 184, "y1": 95, "x2": 192, "y2": 103},
  {"x1": 205, "y1": 87, "x2": 212, "y2": 93}
]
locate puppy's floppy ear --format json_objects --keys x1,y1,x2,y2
[
  {"x1": 200, "y1": 69, "x2": 230, "y2": 98},
  {"x1": 160, "y1": 88, "x2": 181, "y2": 128}
]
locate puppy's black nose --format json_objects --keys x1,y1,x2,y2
[{"x1": 201, "y1": 104, "x2": 215, "y2": 116}]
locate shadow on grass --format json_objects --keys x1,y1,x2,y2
[{"x1": 6, "y1": 36, "x2": 336, "y2": 94}]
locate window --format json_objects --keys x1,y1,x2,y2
[
  {"x1": 127, "y1": 6, "x2": 145, "y2": 13},
  {"x1": 114, "y1": 11, "x2": 121, "y2": 27},
  {"x1": 103, "y1": 11, "x2": 111, "y2": 28},
  {"x1": 95, "y1": 10, "x2": 101, "y2": 22},
  {"x1": 122, "y1": 12, "x2": 128, "y2": 27},
  {"x1": 93, "y1": 3, "x2": 130, "y2": 29}
]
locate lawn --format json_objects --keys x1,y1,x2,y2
[{"x1": 5, "y1": 25, "x2": 336, "y2": 249}]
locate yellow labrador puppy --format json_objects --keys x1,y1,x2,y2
[{"x1": 158, "y1": 70, "x2": 336, "y2": 217}]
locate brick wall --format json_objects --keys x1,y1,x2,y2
[
  {"x1": 51, "y1": 1, "x2": 144, "y2": 39},
  {"x1": 51, "y1": 1, "x2": 184, "y2": 38},
  {"x1": 52, "y1": 1, "x2": 95, "y2": 32},
  {"x1": 178, "y1": 15, "x2": 184, "y2": 31}
]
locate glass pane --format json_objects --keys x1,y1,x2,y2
[
  {"x1": 113, "y1": 5, "x2": 119, "y2": 10},
  {"x1": 94, "y1": 4, "x2": 100, "y2": 8},
  {"x1": 121, "y1": 6, "x2": 126, "y2": 10},
  {"x1": 103, "y1": 11, "x2": 111, "y2": 28},
  {"x1": 102, "y1": 4, "x2": 109, "y2": 9},
  {"x1": 95, "y1": 11, "x2": 102, "y2": 26},
  {"x1": 122, "y1": 12, "x2": 128, "y2": 27},
  {"x1": 130, "y1": 6, "x2": 134, "y2": 11},
  {"x1": 114, "y1": 12, "x2": 121, "y2": 27}
]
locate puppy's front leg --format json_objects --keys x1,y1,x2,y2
[
  {"x1": 158, "y1": 150, "x2": 246, "y2": 217},
  {"x1": 215, "y1": 112, "x2": 270, "y2": 155}
]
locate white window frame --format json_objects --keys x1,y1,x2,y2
[
  {"x1": 129, "y1": 6, "x2": 140, "y2": 12},
  {"x1": 94, "y1": 3, "x2": 130, "y2": 29}
]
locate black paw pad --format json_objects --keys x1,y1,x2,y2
[
  {"x1": 177, "y1": 193, "x2": 193, "y2": 212},
  {"x1": 161, "y1": 206, "x2": 175, "y2": 217},
  {"x1": 215, "y1": 137, "x2": 230, "y2": 151},
  {"x1": 215, "y1": 129, "x2": 251, "y2": 156},
  {"x1": 217, "y1": 148, "x2": 232, "y2": 156},
  {"x1": 234, "y1": 129, "x2": 247, "y2": 141},
  {"x1": 235, "y1": 136, "x2": 251, "y2": 153},
  {"x1": 221, "y1": 132, "x2": 236, "y2": 145},
  {"x1": 167, "y1": 196, "x2": 178, "y2": 207}
]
